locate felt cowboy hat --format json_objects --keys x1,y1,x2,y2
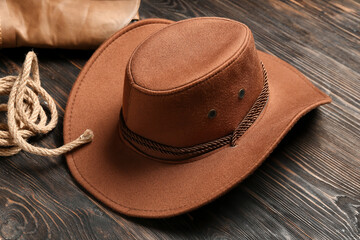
[{"x1": 64, "y1": 17, "x2": 331, "y2": 218}]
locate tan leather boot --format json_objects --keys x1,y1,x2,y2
[{"x1": 0, "y1": 0, "x2": 140, "y2": 49}]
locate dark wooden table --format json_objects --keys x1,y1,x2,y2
[{"x1": 0, "y1": 0, "x2": 359, "y2": 239}]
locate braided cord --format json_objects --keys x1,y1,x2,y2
[{"x1": 120, "y1": 63, "x2": 269, "y2": 159}]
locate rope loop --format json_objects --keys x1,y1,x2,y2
[{"x1": 0, "y1": 51, "x2": 93, "y2": 157}]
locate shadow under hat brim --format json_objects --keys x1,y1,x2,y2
[{"x1": 64, "y1": 18, "x2": 331, "y2": 218}]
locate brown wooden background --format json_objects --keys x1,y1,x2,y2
[{"x1": 0, "y1": 0, "x2": 359, "y2": 239}]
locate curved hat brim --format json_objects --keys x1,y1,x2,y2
[{"x1": 64, "y1": 19, "x2": 331, "y2": 218}]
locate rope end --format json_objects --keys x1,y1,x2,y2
[{"x1": 80, "y1": 129, "x2": 94, "y2": 142}]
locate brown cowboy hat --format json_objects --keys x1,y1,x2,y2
[{"x1": 64, "y1": 17, "x2": 331, "y2": 218}]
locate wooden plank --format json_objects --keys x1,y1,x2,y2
[{"x1": 0, "y1": 0, "x2": 359, "y2": 239}]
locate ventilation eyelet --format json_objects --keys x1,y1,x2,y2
[
  {"x1": 238, "y1": 89, "x2": 245, "y2": 99},
  {"x1": 208, "y1": 109, "x2": 217, "y2": 119}
]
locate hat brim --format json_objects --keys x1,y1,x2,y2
[{"x1": 64, "y1": 19, "x2": 331, "y2": 218}]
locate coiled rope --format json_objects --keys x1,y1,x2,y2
[{"x1": 0, "y1": 51, "x2": 93, "y2": 156}]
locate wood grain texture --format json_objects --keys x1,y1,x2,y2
[{"x1": 0, "y1": 0, "x2": 359, "y2": 239}]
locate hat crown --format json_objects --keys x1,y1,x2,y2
[{"x1": 121, "y1": 18, "x2": 264, "y2": 158}]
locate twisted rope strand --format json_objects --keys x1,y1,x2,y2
[
  {"x1": 0, "y1": 51, "x2": 93, "y2": 157},
  {"x1": 230, "y1": 62, "x2": 269, "y2": 146}
]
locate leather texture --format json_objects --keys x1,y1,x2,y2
[
  {"x1": 0, "y1": 0, "x2": 140, "y2": 49},
  {"x1": 64, "y1": 18, "x2": 331, "y2": 218}
]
